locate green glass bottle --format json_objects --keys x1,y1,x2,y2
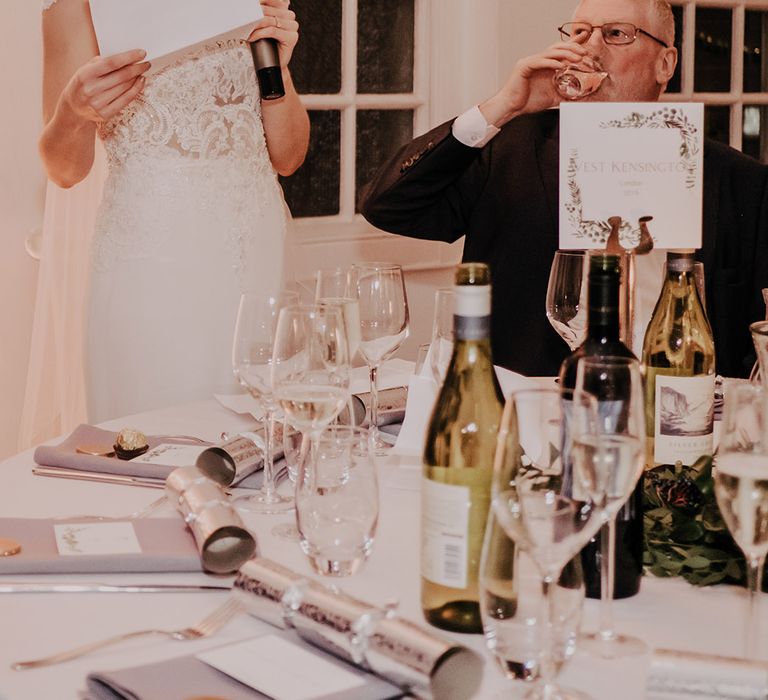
[
  {"x1": 642, "y1": 251, "x2": 715, "y2": 467},
  {"x1": 421, "y1": 262, "x2": 504, "y2": 633}
]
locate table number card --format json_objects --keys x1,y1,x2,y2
[
  {"x1": 559, "y1": 102, "x2": 704, "y2": 250},
  {"x1": 89, "y1": 0, "x2": 264, "y2": 72},
  {"x1": 54, "y1": 522, "x2": 142, "y2": 556}
]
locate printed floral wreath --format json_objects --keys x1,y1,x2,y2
[{"x1": 565, "y1": 107, "x2": 700, "y2": 247}]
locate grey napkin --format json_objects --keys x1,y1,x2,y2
[
  {"x1": 0, "y1": 518, "x2": 204, "y2": 574},
  {"x1": 84, "y1": 632, "x2": 404, "y2": 700}
]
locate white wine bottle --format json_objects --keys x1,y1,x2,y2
[
  {"x1": 421, "y1": 262, "x2": 504, "y2": 633},
  {"x1": 642, "y1": 251, "x2": 715, "y2": 467}
]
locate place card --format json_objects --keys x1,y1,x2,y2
[
  {"x1": 89, "y1": 0, "x2": 264, "y2": 71},
  {"x1": 54, "y1": 522, "x2": 142, "y2": 556},
  {"x1": 559, "y1": 102, "x2": 704, "y2": 251},
  {"x1": 197, "y1": 635, "x2": 367, "y2": 700},
  {"x1": 130, "y1": 443, "x2": 206, "y2": 467}
]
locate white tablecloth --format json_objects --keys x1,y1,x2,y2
[{"x1": 0, "y1": 399, "x2": 759, "y2": 699}]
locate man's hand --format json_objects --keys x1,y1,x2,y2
[{"x1": 479, "y1": 42, "x2": 587, "y2": 127}]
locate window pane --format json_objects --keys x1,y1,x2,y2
[
  {"x1": 704, "y1": 105, "x2": 730, "y2": 147},
  {"x1": 280, "y1": 110, "x2": 341, "y2": 218},
  {"x1": 289, "y1": 0, "x2": 342, "y2": 94},
  {"x1": 744, "y1": 11, "x2": 768, "y2": 93},
  {"x1": 667, "y1": 4, "x2": 683, "y2": 93},
  {"x1": 694, "y1": 7, "x2": 732, "y2": 93},
  {"x1": 355, "y1": 110, "x2": 414, "y2": 212},
  {"x1": 743, "y1": 105, "x2": 768, "y2": 163},
  {"x1": 357, "y1": 0, "x2": 415, "y2": 93}
]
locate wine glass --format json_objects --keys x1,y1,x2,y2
[
  {"x1": 315, "y1": 267, "x2": 361, "y2": 363},
  {"x1": 353, "y1": 262, "x2": 410, "y2": 452},
  {"x1": 272, "y1": 303, "x2": 351, "y2": 529},
  {"x1": 546, "y1": 251, "x2": 588, "y2": 350},
  {"x1": 491, "y1": 387, "x2": 603, "y2": 700},
  {"x1": 429, "y1": 287, "x2": 454, "y2": 386},
  {"x1": 714, "y1": 381, "x2": 768, "y2": 659},
  {"x1": 231, "y1": 291, "x2": 298, "y2": 513},
  {"x1": 573, "y1": 355, "x2": 647, "y2": 658}
]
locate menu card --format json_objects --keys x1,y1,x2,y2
[
  {"x1": 559, "y1": 102, "x2": 704, "y2": 251},
  {"x1": 89, "y1": 0, "x2": 264, "y2": 71}
]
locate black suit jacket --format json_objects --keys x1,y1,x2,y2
[{"x1": 360, "y1": 110, "x2": 768, "y2": 378}]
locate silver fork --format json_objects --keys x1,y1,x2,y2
[{"x1": 11, "y1": 597, "x2": 242, "y2": 671}]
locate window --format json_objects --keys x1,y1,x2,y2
[
  {"x1": 279, "y1": 0, "x2": 429, "y2": 231},
  {"x1": 666, "y1": 2, "x2": 768, "y2": 162}
]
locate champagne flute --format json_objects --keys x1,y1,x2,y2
[
  {"x1": 272, "y1": 304, "x2": 351, "y2": 524},
  {"x1": 546, "y1": 251, "x2": 588, "y2": 350},
  {"x1": 714, "y1": 381, "x2": 768, "y2": 659},
  {"x1": 429, "y1": 287, "x2": 454, "y2": 386},
  {"x1": 492, "y1": 387, "x2": 602, "y2": 700},
  {"x1": 353, "y1": 262, "x2": 410, "y2": 452},
  {"x1": 574, "y1": 356, "x2": 647, "y2": 658},
  {"x1": 231, "y1": 291, "x2": 298, "y2": 513}
]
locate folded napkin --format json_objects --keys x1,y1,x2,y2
[
  {"x1": 34, "y1": 425, "x2": 209, "y2": 482},
  {"x1": 647, "y1": 648, "x2": 768, "y2": 700},
  {"x1": 0, "y1": 518, "x2": 204, "y2": 574},
  {"x1": 84, "y1": 631, "x2": 403, "y2": 700}
]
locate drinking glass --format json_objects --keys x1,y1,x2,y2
[
  {"x1": 574, "y1": 356, "x2": 646, "y2": 658},
  {"x1": 353, "y1": 262, "x2": 410, "y2": 452},
  {"x1": 296, "y1": 425, "x2": 379, "y2": 576},
  {"x1": 231, "y1": 291, "x2": 298, "y2": 513},
  {"x1": 479, "y1": 510, "x2": 584, "y2": 683},
  {"x1": 315, "y1": 267, "x2": 361, "y2": 362},
  {"x1": 714, "y1": 381, "x2": 768, "y2": 659},
  {"x1": 491, "y1": 388, "x2": 603, "y2": 700},
  {"x1": 554, "y1": 55, "x2": 608, "y2": 100},
  {"x1": 749, "y1": 291, "x2": 768, "y2": 384},
  {"x1": 546, "y1": 251, "x2": 588, "y2": 350},
  {"x1": 429, "y1": 287, "x2": 454, "y2": 386}
]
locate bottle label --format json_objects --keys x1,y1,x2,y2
[
  {"x1": 653, "y1": 374, "x2": 715, "y2": 466},
  {"x1": 421, "y1": 478, "x2": 470, "y2": 588},
  {"x1": 454, "y1": 315, "x2": 491, "y2": 341}
]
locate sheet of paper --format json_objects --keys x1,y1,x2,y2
[
  {"x1": 130, "y1": 443, "x2": 206, "y2": 467},
  {"x1": 197, "y1": 635, "x2": 367, "y2": 700},
  {"x1": 559, "y1": 102, "x2": 704, "y2": 251},
  {"x1": 89, "y1": 0, "x2": 263, "y2": 70},
  {"x1": 54, "y1": 522, "x2": 142, "y2": 556}
]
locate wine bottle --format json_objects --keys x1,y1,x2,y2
[
  {"x1": 559, "y1": 252, "x2": 643, "y2": 600},
  {"x1": 642, "y1": 251, "x2": 715, "y2": 467},
  {"x1": 421, "y1": 262, "x2": 504, "y2": 633}
]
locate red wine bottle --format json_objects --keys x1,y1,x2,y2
[{"x1": 559, "y1": 252, "x2": 643, "y2": 600}]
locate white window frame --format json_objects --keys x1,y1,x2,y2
[{"x1": 665, "y1": 0, "x2": 768, "y2": 153}]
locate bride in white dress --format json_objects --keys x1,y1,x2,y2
[{"x1": 40, "y1": 0, "x2": 309, "y2": 422}]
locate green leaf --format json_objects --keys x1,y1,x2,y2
[
  {"x1": 671, "y1": 521, "x2": 705, "y2": 542},
  {"x1": 683, "y1": 555, "x2": 710, "y2": 569}
]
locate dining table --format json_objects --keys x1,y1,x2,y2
[{"x1": 0, "y1": 395, "x2": 763, "y2": 700}]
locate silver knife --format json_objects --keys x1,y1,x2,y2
[
  {"x1": 32, "y1": 467, "x2": 165, "y2": 489},
  {"x1": 0, "y1": 582, "x2": 232, "y2": 593}
]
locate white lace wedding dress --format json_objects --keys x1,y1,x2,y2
[{"x1": 44, "y1": 2, "x2": 287, "y2": 422}]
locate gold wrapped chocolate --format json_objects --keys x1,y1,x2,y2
[{"x1": 113, "y1": 428, "x2": 149, "y2": 460}]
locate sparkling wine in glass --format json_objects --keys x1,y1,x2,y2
[
  {"x1": 714, "y1": 381, "x2": 768, "y2": 659},
  {"x1": 546, "y1": 251, "x2": 588, "y2": 350},
  {"x1": 353, "y1": 262, "x2": 410, "y2": 452},
  {"x1": 231, "y1": 291, "x2": 298, "y2": 514},
  {"x1": 554, "y1": 55, "x2": 608, "y2": 100}
]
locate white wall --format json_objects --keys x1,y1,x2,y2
[{"x1": 0, "y1": 2, "x2": 45, "y2": 458}]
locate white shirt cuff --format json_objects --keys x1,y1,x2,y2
[{"x1": 452, "y1": 105, "x2": 501, "y2": 148}]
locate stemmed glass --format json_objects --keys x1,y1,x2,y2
[
  {"x1": 574, "y1": 355, "x2": 647, "y2": 658},
  {"x1": 546, "y1": 251, "x2": 588, "y2": 350},
  {"x1": 429, "y1": 287, "x2": 454, "y2": 386},
  {"x1": 315, "y1": 267, "x2": 362, "y2": 363},
  {"x1": 491, "y1": 388, "x2": 603, "y2": 700},
  {"x1": 272, "y1": 303, "x2": 350, "y2": 508},
  {"x1": 231, "y1": 291, "x2": 298, "y2": 513},
  {"x1": 353, "y1": 262, "x2": 410, "y2": 452},
  {"x1": 714, "y1": 381, "x2": 768, "y2": 659}
]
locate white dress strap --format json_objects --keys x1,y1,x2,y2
[{"x1": 42, "y1": 0, "x2": 58, "y2": 10}]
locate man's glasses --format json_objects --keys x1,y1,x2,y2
[{"x1": 558, "y1": 22, "x2": 669, "y2": 48}]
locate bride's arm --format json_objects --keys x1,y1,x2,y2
[
  {"x1": 40, "y1": 0, "x2": 150, "y2": 188},
  {"x1": 252, "y1": 0, "x2": 310, "y2": 177}
]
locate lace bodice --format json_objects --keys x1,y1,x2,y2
[{"x1": 99, "y1": 40, "x2": 268, "y2": 169}]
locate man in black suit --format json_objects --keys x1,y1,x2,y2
[{"x1": 361, "y1": 0, "x2": 768, "y2": 378}]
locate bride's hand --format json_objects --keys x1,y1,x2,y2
[
  {"x1": 249, "y1": 0, "x2": 299, "y2": 67},
  {"x1": 61, "y1": 50, "x2": 151, "y2": 124}
]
